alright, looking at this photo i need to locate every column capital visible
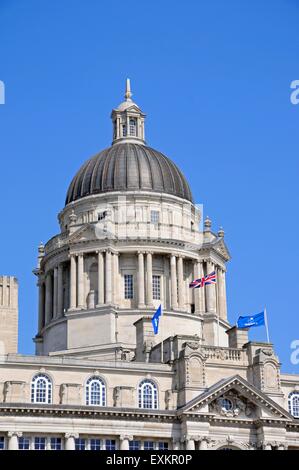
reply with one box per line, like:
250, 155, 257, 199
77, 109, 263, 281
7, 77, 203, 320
65, 433, 79, 439
8, 431, 22, 438
120, 434, 133, 441
137, 250, 145, 255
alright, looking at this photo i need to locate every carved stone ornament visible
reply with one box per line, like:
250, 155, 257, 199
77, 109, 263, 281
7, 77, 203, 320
210, 390, 254, 418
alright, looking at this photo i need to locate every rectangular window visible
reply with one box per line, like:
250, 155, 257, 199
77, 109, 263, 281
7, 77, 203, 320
124, 274, 134, 299
105, 439, 116, 450
34, 437, 46, 450
75, 438, 86, 451
152, 275, 161, 300
0, 437, 4, 450
151, 210, 160, 224
144, 441, 155, 450
122, 124, 127, 137
18, 437, 30, 450
129, 440, 141, 451
158, 442, 169, 450
90, 439, 101, 450
50, 437, 62, 450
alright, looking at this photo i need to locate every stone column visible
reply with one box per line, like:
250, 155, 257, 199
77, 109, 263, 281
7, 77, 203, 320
77, 254, 84, 309
217, 268, 227, 320
113, 252, 119, 305
105, 250, 112, 304
185, 437, 195, 450
64, 433, 79, 450
205, 261, 216, 313
146, 252, 153, 306
120, 434, 133, 450
69, 254, 77, 310
170, 255, 178, 310
8, 431, 22, 450
177, 256, 185, 310
97, 251, 104, 306
193, 261, 205, 314
38, 280, 45, 331
57, 264, 64, 317
53, 267, 58, 318
138, 251, 145, 308
45, 272, 53, 323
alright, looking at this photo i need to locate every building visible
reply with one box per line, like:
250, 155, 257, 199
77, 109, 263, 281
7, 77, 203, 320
0, 80, 298, 451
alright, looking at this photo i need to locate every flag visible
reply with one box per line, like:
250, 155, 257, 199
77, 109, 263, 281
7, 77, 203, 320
237, 310, 265, 329
189, 271, 216, 288
151, 305, 162, 335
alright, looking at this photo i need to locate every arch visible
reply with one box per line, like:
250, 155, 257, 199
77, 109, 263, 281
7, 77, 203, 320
288, 391, 299, 418
138, 379, 158, 409
31, 373, 52, 404
85, 376, 106, 406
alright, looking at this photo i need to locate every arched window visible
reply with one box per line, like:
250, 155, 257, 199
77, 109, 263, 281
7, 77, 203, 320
288, 392, 299, 417
138, 379, 158, 409
85, 376, 106, 406
31, 373, 52, 404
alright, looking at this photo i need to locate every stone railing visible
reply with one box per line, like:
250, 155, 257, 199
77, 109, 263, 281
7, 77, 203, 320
45, 232, 69, 254
200, 346, 247, 364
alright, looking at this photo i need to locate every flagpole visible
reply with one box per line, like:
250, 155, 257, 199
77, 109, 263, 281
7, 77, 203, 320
264, 307, 270, 343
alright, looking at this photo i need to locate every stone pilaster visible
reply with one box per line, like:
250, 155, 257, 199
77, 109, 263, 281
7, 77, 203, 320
105, 250, 112, 304
77, 254, 84, 309
205, 261, 216, 313
146, 252, 153, 306
53, 267, 58, 318
57, 264, 64, 316
177, 256, 185, 310
170, 254, 178, 309
69, 254, 77, 310
38, 279, 45, 331
97, 251, 104, 306
138, 251, 145, 308
45, 272, 53, 323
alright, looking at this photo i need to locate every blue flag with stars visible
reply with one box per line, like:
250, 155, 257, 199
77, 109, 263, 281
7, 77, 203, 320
151, 305, 162, 334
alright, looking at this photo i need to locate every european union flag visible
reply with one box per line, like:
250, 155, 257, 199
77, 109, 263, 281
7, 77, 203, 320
237, 311, 265, 329
151, 305, 162, 334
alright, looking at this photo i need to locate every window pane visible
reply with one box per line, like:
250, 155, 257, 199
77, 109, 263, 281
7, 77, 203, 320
152, 275, 161, 300
18, 437, 30, 450
90, 439, 101, 450
34, 437, 46, 450
129, 441, 141, 451
75, 439, 86, 451
150, 211, 159, 224
124, 274, 133, 299
129, 119, 137, 136
50, 437, 62, 450
144, 441, 154, 450
0, 437, 4, 450
105, 439, 116, 450
158, 442, 168, 450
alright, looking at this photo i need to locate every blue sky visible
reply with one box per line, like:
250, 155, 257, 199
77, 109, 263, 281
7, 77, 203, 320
0, 0, 298, 372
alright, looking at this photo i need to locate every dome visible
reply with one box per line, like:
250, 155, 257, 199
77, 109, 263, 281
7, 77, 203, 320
65, 143, 193, 205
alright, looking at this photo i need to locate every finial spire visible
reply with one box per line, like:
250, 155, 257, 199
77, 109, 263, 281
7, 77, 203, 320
125, 78, 132, 100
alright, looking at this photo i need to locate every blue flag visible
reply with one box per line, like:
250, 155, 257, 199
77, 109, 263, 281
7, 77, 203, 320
151, 305, 162, 334
237, 311, 265, 329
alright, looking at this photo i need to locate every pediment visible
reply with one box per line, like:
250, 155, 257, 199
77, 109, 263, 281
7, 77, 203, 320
212, 238, 231, 261
181, 375, 291, 421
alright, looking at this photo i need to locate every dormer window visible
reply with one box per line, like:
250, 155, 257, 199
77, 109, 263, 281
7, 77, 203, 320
122, 124, 127, 137
129, 118, 137, 136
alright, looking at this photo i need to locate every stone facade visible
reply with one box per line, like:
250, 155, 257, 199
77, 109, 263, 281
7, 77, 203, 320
0, 81, 298, 450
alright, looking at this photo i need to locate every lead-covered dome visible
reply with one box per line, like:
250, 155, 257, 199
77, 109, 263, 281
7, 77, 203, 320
65, 143, 193, 205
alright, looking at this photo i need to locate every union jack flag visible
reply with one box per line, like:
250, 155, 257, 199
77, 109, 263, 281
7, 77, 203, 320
189, 271, 217, 288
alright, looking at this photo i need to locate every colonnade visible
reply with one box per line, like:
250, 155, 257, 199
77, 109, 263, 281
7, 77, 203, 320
38, 250, 227, 331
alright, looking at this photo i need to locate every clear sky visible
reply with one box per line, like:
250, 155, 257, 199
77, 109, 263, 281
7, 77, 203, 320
0, 0, 298, 372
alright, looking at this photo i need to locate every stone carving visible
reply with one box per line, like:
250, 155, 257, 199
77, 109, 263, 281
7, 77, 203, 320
113, 387, 121, 407
210, 390, 254, 418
